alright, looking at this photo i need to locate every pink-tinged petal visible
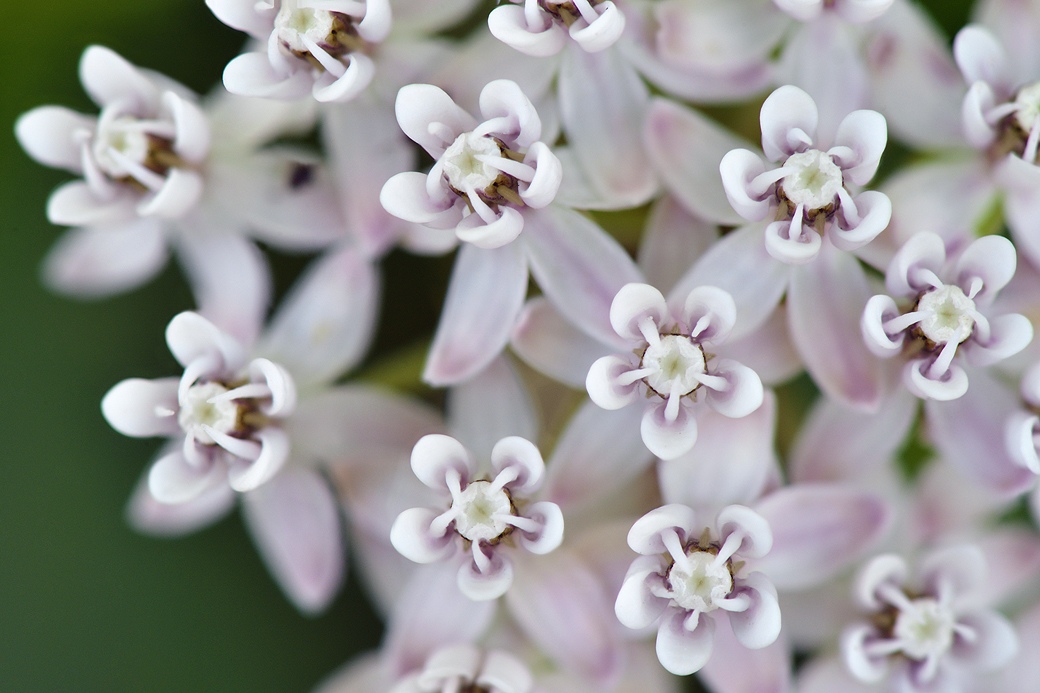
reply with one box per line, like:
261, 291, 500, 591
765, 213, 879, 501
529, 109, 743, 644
587, 354, 642, 410
753, 484, 891, 590
424, 242, 528, 386
641, 399, 699, 460
656, 609, 715, 675
976, 0, 1040, 84
672, 223, 792, 341
42, 219, 168, 298
919, 544, 986, 596
383, 563, 496, 677
628, 504, 699, 555
165, 310, 245, 372
774, 0, 823, 22
523, 205, 642, 347
491, 436, 545, 495
241, 468, 343, 614
953, 25, 1011, 93
885, 230, 946, 298
679, 285, 737, 344
558, 45, 657, 207
610, 283, 668, 342
659, 391, 777, 513
615, 555, 669, 629
479, 79, 541, 147
448, 357, 537, 461
760, 85, 818, 162
788, 242, 882, 411
791, 388, 917, 484
390, 507, 456, 564
380, 171, 463, 227
313, 52, 375, 103
544, 402, 651, 514
956, 234, 1017, 300
861, 294, 903, 358
639, 196, 720, 295
520, 501, 564, 555
905, 359, 969, 400
164, 92, 209, 164
222, 52, 313, 100
47, 181, 136, 227
226, 426, 289, 492
1002, 162, 1040, 271
724, 306, 802, 386
840, 624, 889, 683
1007, 410, 1040, 475
102, 377, 181, 438
963, 313, 1033, 367
925, 370, 1037, 496
15, 106, 93, 172
855, 553, 906, 610
705, 359, 764, 419
962, 81, 1001, 148
719, 149, 773, 222
410, 434, 475, 492
148, 449, 226, 504
863, 1, 967, 150
287, 385, 442, 466
954, 610, 1019, 671
257, 247, 378, 386
700, 625, 791, 693
569, 2, 625, 53
830, 110, 887, 186
729, 573, 781, 649
205, 0, 273, 37
511, 298, 613, 387
396, 84, 477, 157
987, 601, 1040, 693
137, 168, 203, 218
645, 98, 751, 225
833, 0, 893, 23
126, 469, 235, 537
717, 505, 773, 559
79, 45, 161, 110
487, 6, 568, 57
798, 654, 878, 693
174, 232, 270, 349
764, 220, 822, 264
458, 551, 514, 600
518, 142, 562, 208
507, 550, 622, 682
455, 205, 525, 249
976, 528, 1040, 605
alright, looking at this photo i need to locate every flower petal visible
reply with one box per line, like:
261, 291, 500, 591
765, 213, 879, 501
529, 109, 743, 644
42, 219, 168, 298
656, 609, 715, 676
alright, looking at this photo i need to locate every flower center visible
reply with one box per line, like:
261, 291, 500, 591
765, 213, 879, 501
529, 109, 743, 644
668, 550, 733, 613
451, 481, 514, 543
442, 132, 504, 194
916, 285, 976, 345
892, 597, 956, 661
178, 382, 241, 445
641, 335, 706, 397
274, 0, 359, 62
1013, 82, 1040, 132
781, 149, 843, 210
93, 116, 151, 177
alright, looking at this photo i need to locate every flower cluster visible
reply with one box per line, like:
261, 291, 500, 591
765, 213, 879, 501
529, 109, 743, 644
16, 0, 1040, 692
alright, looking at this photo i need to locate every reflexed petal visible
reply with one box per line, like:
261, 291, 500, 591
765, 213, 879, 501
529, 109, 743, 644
487, 6, 568, 57
833, 0, 893, 23
455, 206, 524, 249
627, 503, 699, 555
256, 247, 379, 385
719, 149, 772, 222
448, 357, 537, 461
723, 305, 802, 385
700, 623, 791, 693
511, 298, 614, 388
15, 106, 94, 172
241, 468, 344, 614
754, 484, 890, 590
716, 505, 773, 559
226, 426, 290, 492
861, 294, 903, 358
390, 507, 457, 564
479, 79, 541, 148
312, 51, 374, 103
952, 610, 1019, 671
102, 377, 181, 438
728, 572, 781, 649
410, 434, 475, 491
126, 468, 235, 537
641, 399, 699, 460
519, 501, 564, 555
205, 0, 273, 37
396, 83, 477, 157
615, 555, 669, 629
885, 231, 946, 298
774, 0, 823, 22
639, 196, 720, 295
423, 242, 528, 386
759, 85, 818, 161
705, 360, 763, 419
610, 283, 668, 342
955, 234, 1017, 301
491, 436, 545, 495
963, 313, 1033, 367
830, 110, 887, 186
656, 609, 715, 676
645, 98, 750, 225
43, 220, 168, 298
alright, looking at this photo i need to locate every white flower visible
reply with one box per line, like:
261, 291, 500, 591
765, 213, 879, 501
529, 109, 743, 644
488, 0, 625, 57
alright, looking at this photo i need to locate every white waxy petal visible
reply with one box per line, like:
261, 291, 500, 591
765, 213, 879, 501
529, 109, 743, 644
962, 81, 1000, 149
312, 51, 375, 103
861, 294, 904, 358
719, 149, 773, 222
830, 190, 891, 252
656, 608, 715, 676
905, 359, 969, 401
586, 354, 643, 410
356, 0, 391, 42
490, 436, 544, 495
517, 142, 561, 208
226, 426, 290, 492
518, 501, 564, 555
841, 623, 889, 682
609, 283, 669, 343
102, 377, 181, 438
728, 572, 781, 649
487, 5, 567, 57
855, 553, 908, 610
205, 0, 274, 37
396, 83, 478, 158
963, 313, 1033, 367
830, 110, 887, 186
885, 231, 947, 298
80, 45, 161, 112
126, 469, 236, 537
953, 25, 1011, 93
417, 644, 481, 688
680, 285, 736, 344
457, 550, 513, 601
569, 2, 625, 53
380, 171, 463, 227
390, 507, 457, 564
641, 399, 699, 460
626, 503, 698, 555
15, 106, 94, 172
148, 449, 226, 504
955, 234, 1017, 302
165, 311, 244, 372
615, 555, 670, 629
164, 92, 210, 163
222, 52, 314, 100
137, 167, 203, 218
704, 360, 764, 419
410, 434, 475, 492
47, 181, 136, 227
759, 85, 818, 162
715, 505, 773, 559
455, 205, 525, 249
478, 79, 541, 148
477, 650, 533, 693
764, 219, 822, 264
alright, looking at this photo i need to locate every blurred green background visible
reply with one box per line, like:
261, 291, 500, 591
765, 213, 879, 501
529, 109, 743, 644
0, 0, 974, 691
